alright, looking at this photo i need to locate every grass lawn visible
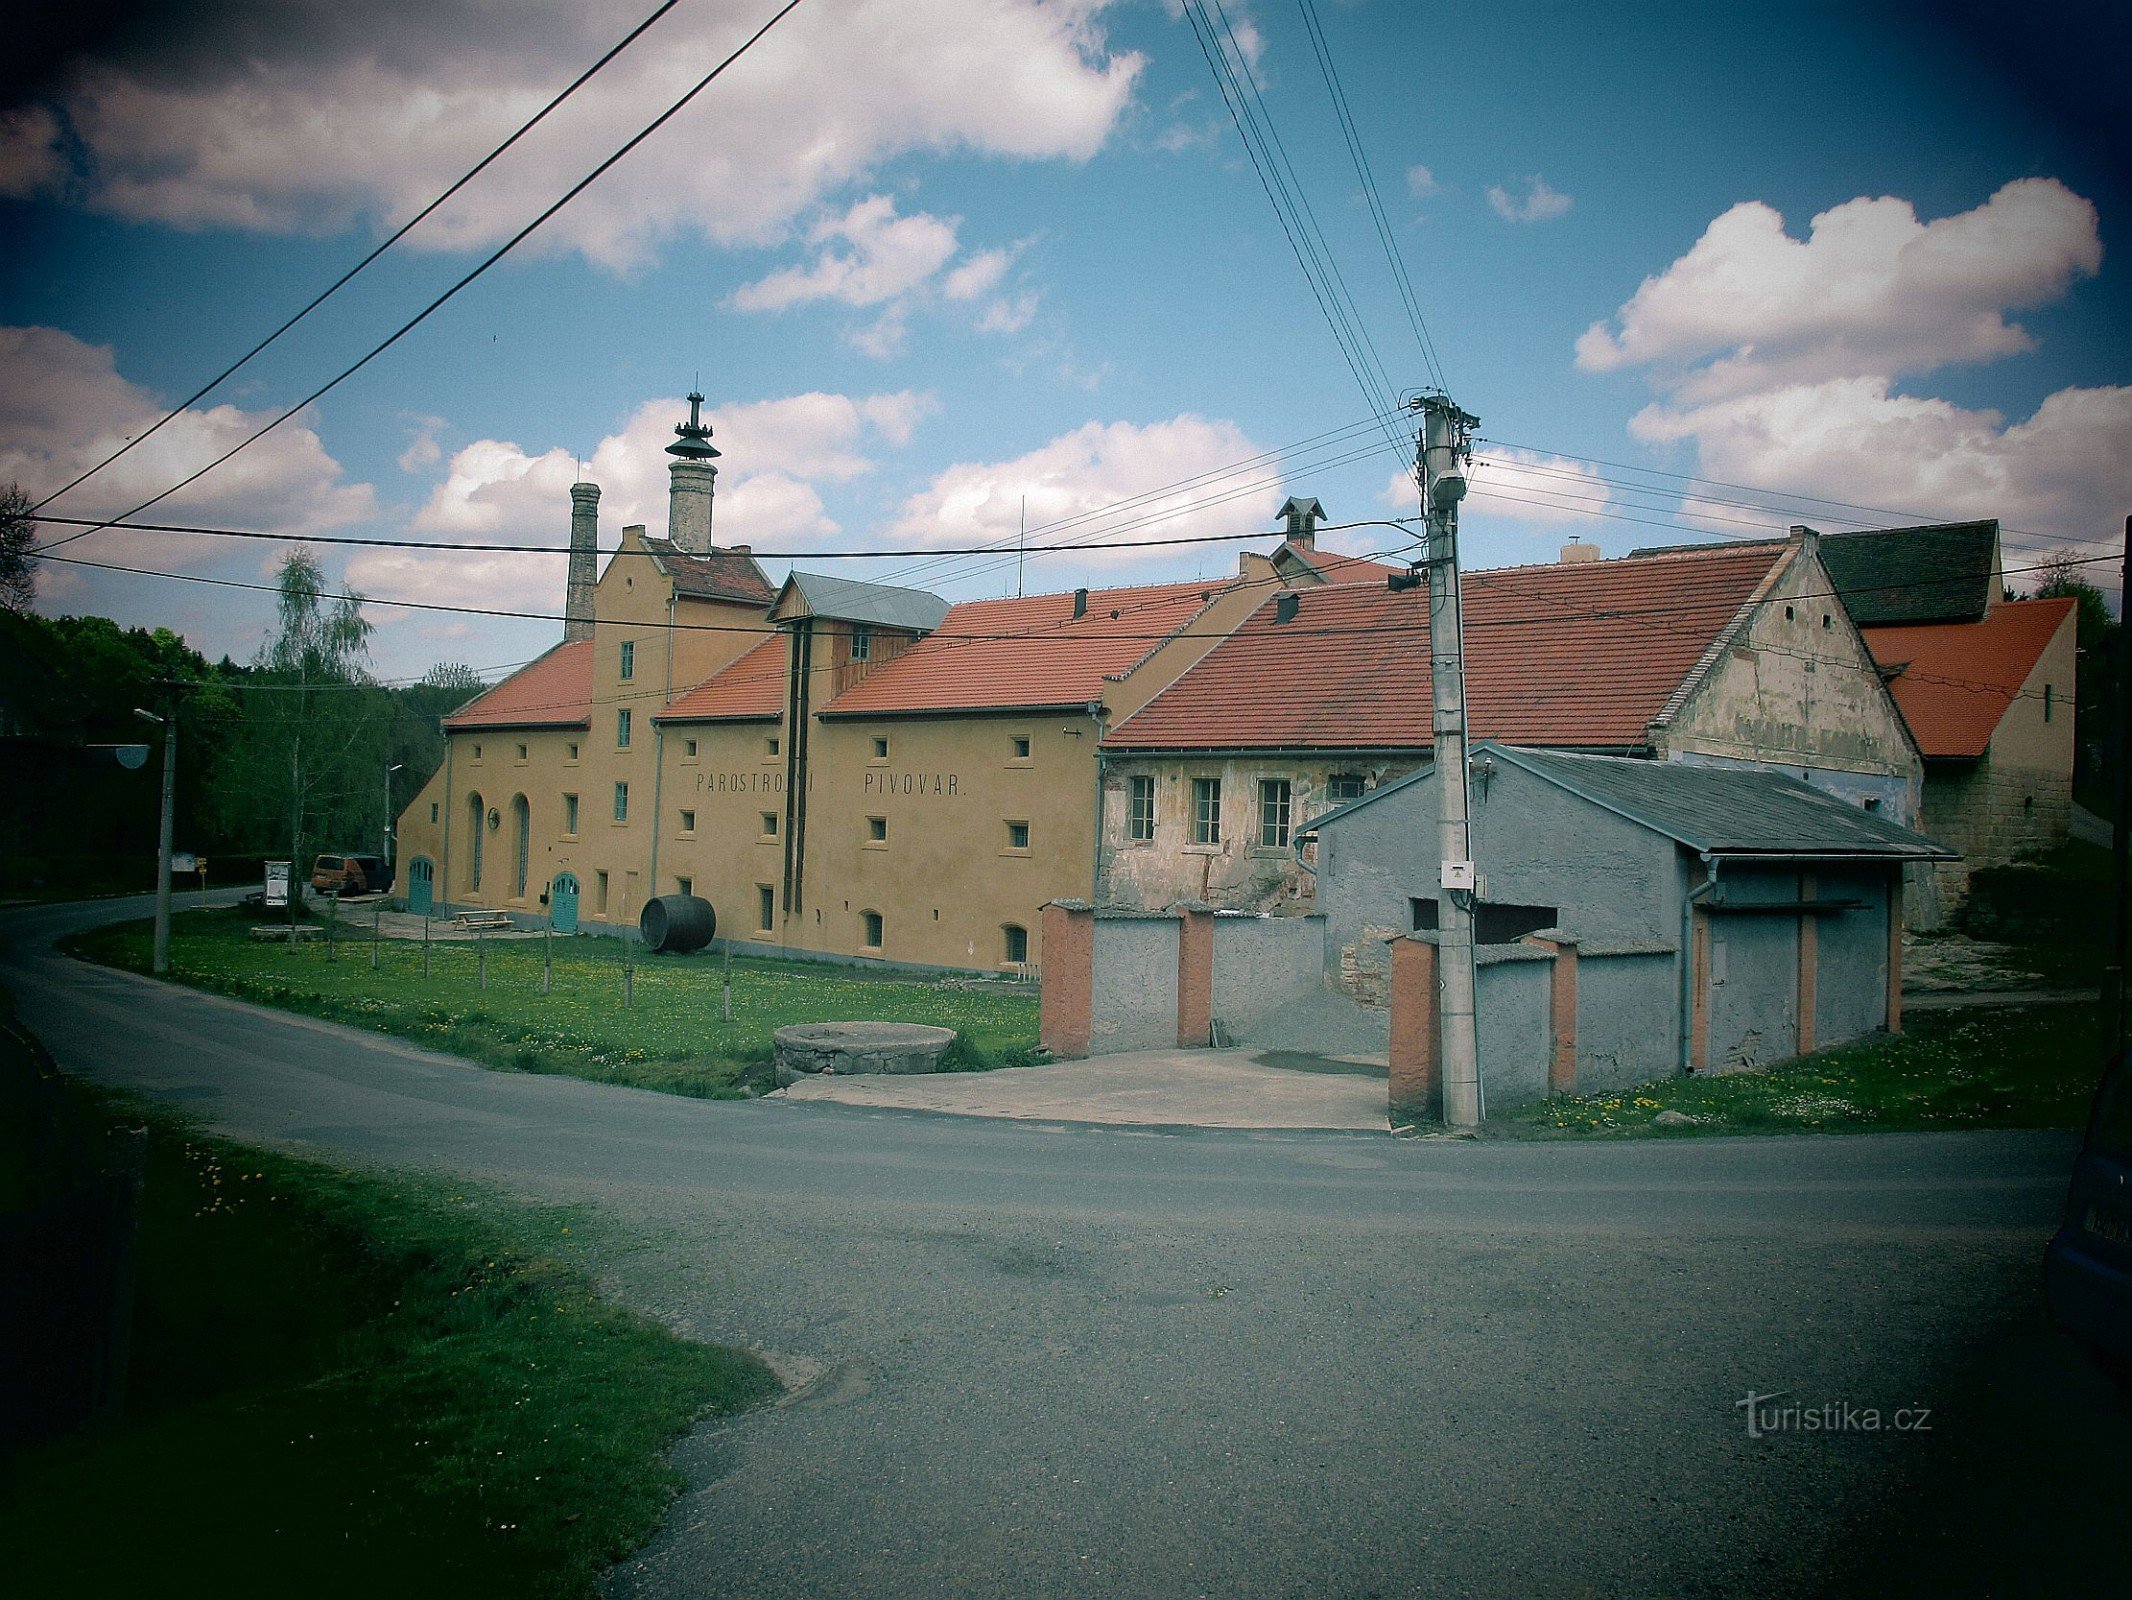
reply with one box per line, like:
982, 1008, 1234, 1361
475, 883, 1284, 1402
1494, 1004, 2109, 1138
0, 1065, 776, 1596
62, 905, 1042, 1098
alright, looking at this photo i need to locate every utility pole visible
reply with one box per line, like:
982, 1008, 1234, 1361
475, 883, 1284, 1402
385, 762, 404, 867
2113, 513, 2131, 1054
134, 699, 178, 976
1412, 393, 1483, 1129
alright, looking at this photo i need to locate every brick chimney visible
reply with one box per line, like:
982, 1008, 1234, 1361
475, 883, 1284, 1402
1559, 539, 1601, 564
1277, 495, 1327, 548
565, 481, 599, 641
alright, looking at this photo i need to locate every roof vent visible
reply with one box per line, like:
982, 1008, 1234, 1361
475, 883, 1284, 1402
1274, 592, 1300, 624
1277, 495, 1326, 548
1072, 587, 1088, 619
1560, 539, 1600, 564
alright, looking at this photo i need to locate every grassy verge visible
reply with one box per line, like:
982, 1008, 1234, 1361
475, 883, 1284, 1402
63, 905, 1043, 1098
1494, 1005, 2106, 1138
0, 1064, 777, 1597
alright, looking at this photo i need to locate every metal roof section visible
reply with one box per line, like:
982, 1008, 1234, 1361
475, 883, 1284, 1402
1813, 520, 2000, 626
769, 570, 952, 634
1482, 744, 1958, 859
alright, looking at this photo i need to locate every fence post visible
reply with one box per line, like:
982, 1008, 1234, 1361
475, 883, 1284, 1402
1172, 901, 1215, 1048
371, 902, 381, 970
542, 918, 552, 994
478, 926, 487, 990
325, 891, 338, 961
422, 912, 431, 978
1038, 899, 1094, 1059
624, 936, 635, 1009
1388, 934, 1443, 1126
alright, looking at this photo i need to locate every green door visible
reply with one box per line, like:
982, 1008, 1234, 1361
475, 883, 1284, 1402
550, 872, 580, 935
408, 857, 435, 917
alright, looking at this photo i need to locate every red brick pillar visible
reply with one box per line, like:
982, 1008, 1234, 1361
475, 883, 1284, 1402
1388, 935, 1441, 1124
1524, 935, 1580, 1095
1174, 902, 1214, 1048
1041, 899, 1094, 1059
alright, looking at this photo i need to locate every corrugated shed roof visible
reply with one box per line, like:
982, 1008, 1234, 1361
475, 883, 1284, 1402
1490, 745, 1958, 859
1310, 743, 1956, 860
441, 640, 593, 730
1861, 597, 2074, 759
642, 538, 777, 605
772, 571, 951, 633
656, 633, 788, 723
820, 580, 1230, 717
1104, 544, 1786, 751
1817, 521, 1999, 625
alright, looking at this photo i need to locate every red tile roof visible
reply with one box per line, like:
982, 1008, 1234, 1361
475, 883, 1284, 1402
1104, 544, 1789, 751
442, 640, 593, 730
643, 538, 777, 605
819, 580, 1232, 717
1861, 597, 2075, 759
1282, 543, 1404, 583
656, 633, 788, 723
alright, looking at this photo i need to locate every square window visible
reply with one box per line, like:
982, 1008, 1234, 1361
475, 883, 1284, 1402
679, 809, 696, 833
766, 736, 781, 758
872, 736, 889, 759
867, 816, 888, 842
1191, 777, 1222, 845
567, 742, 580, 762
616, 708, 631, 749
685, 737, 698, 758
563, 793, 579, 834
1004, 924, 1029, 964
675, 875, 692, 898
1325, 773, 1366, 806
851, 627, 872, 662
1006, 819, 1030, 850
760, 811, 778, 838
619, 640, 635, 681
861, 910, 883, 949
758, 885, 775, 931
1258, 778, 1292, 848
516, 742, 528, 761
1127, 776, 1155, 841
613, 781, 629, 822
472, 744, 482, 760
1011, 735, 1031, 760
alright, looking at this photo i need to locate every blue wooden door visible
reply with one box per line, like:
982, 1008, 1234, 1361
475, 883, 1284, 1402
408, 856, 435, 916
550, 872, 580, 935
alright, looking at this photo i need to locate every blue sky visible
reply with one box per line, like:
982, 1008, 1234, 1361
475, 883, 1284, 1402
3, 0, 2126, 679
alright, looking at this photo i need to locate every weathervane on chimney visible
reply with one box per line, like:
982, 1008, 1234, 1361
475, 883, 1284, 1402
665, 389, 720, 461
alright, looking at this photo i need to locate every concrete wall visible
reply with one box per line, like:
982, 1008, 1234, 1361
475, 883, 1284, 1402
1658, 542, 1924, 823
1474, 945, 1553, 1107
1701, 861, 1893, 1073
1209, 913, 1326, 1036
1574, 946, 1679, 1093
1089, 915, 1181, 1054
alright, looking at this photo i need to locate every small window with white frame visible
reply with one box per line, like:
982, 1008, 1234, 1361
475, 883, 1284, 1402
1258, 778, 1292, 848
850, 627, 872, 662
619, 639, 635, 681
1127, 775, 1155, 841
1191, 777, 1221, 845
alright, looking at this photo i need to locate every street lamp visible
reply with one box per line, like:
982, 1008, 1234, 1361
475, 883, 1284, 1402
385, 763, 404, 866
134, 705, 176, 977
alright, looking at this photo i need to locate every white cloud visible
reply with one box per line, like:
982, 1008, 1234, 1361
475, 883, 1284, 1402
0, 105, 66, 199
0, 324, 375, 574
1487, 175, 1572, 223
1575, 179, 2102, 401
368, 387, 932, 609
976, 292, 1040, 335
396, 414, 446, 473
3, 0, 1143, 273
888, 414, 1268, 565
1632, 377, 2132, 557
729, 196, 961, 312
942, 246, 1017, 303
1405, 164, 1439, 199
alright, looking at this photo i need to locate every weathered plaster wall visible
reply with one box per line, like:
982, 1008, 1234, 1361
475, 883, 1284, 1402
1208, 913, 1326, 1036
1573, 949, 1679, 1092
1474, 945, 1553, 1106
1660, 544, 1922, 822
1097, 754, 1420, 914
1089, 915, 1181, 1053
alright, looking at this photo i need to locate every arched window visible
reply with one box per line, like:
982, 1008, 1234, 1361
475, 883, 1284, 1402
467, 791, 485, 891
511, 794, 530, 898
1002, 924, 1028, 965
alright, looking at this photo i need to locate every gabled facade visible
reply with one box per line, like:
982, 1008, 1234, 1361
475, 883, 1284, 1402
1096, 531, 1923, 913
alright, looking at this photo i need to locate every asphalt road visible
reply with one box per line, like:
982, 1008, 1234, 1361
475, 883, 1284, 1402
5, 894, 2127, 1599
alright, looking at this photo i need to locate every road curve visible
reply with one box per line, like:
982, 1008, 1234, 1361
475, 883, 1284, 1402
3, 895, 2120, 1600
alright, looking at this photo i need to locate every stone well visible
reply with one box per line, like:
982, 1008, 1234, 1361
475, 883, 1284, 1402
773, 1021, 958, 1088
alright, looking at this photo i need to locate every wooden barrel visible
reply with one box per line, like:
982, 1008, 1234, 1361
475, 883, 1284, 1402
640, 894, 715, 953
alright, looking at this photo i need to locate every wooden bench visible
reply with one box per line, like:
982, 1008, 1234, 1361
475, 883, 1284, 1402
454, 911, 515, 933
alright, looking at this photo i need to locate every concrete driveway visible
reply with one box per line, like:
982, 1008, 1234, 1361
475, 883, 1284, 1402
3, 893, 2126, 1600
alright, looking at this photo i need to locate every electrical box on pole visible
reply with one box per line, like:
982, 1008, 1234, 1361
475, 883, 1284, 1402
1412, 392, 1484, 1129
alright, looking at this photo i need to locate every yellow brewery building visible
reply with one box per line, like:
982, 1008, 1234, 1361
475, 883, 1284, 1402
393, 397, 1273, 970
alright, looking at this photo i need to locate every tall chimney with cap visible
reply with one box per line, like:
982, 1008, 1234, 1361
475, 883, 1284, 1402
664, 389, 720, 553
565, 481, 599, 641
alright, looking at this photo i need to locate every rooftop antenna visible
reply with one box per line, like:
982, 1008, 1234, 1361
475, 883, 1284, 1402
1018, 496, 1026, 599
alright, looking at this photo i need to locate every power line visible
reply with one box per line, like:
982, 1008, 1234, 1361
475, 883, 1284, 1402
31, 0, 810, 560
27, 0, 688, 518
